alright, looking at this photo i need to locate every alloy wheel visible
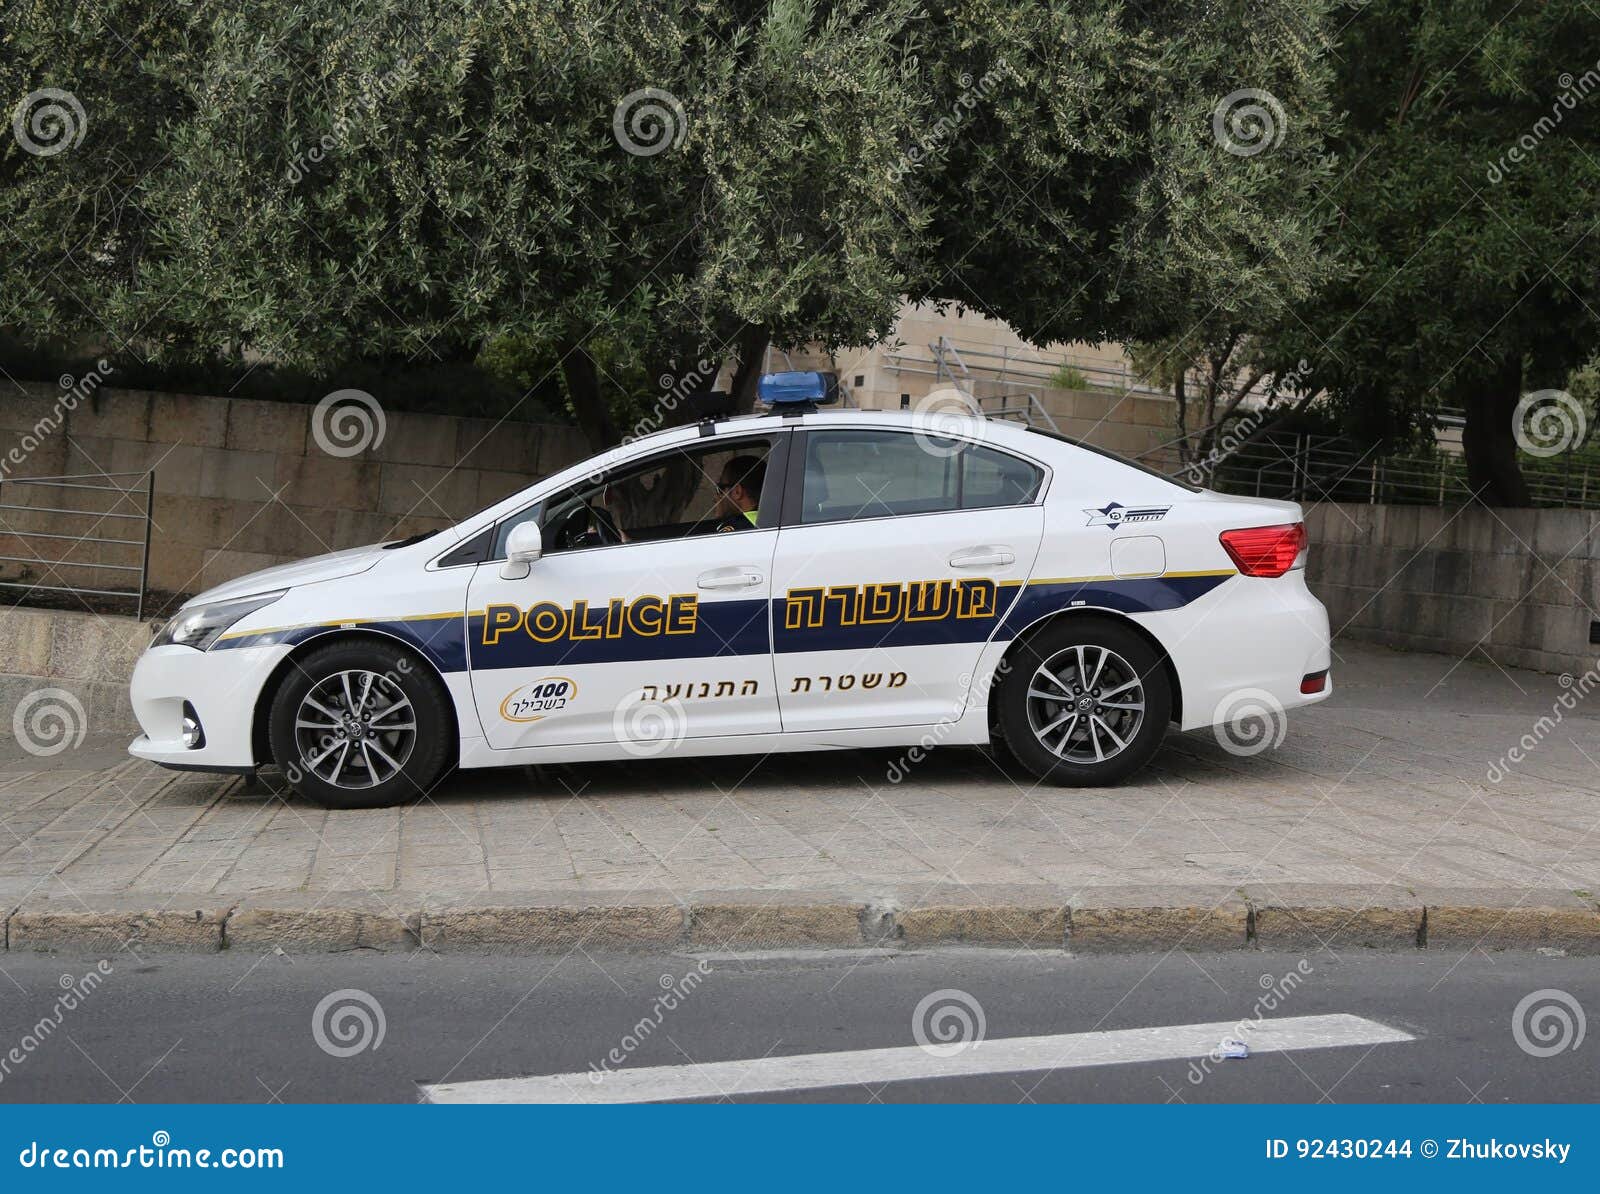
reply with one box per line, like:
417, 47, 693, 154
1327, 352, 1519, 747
1025, 644, 1146, 764
293, 669, 417, 789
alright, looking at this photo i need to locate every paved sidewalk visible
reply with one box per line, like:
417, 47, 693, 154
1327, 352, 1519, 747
3, 640, 1599, 953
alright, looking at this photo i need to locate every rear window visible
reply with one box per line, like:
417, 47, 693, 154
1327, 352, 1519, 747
1023, 425, 1200, 493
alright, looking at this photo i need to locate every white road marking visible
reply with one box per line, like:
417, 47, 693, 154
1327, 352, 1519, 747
683, 948, 903, 963
420, 1012, 1413, 1104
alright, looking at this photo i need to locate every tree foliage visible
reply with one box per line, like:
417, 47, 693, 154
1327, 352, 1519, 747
2, 0, 1338, 450
1258, 0, 1600, 504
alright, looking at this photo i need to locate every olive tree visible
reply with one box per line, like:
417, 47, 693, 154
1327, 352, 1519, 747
3, 0, 1340, 452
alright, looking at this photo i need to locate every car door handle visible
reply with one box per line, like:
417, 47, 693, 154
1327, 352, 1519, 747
949, 546, 1016, 569
698, 567, 765, 590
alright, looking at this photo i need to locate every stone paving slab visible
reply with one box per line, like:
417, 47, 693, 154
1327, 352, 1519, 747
2, 640, 1599, 953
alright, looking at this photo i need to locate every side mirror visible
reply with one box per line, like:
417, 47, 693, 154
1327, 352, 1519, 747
499, 521, 543, 580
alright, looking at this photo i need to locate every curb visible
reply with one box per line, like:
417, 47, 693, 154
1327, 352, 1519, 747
7, 899, 234, 954
4, 886, 1598, 955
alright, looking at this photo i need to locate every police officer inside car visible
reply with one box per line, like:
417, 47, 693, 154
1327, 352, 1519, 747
715, 455, 765, 528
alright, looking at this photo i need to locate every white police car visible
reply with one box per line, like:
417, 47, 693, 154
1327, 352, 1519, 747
129, 373, 1331, 808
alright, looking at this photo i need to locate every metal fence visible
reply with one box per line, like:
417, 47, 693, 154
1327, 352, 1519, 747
0, 471, 155, 616
884, 335, 1178, 398
1143, 434, 1600, 510
882, 334, 1313, 407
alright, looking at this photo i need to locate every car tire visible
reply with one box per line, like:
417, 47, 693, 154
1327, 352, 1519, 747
267, 639, 454, 809
996, 617, 1172, 786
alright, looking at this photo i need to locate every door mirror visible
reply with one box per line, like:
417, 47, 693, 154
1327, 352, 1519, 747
499, 521, 543, 580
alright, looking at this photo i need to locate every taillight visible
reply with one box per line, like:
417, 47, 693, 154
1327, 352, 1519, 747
1219, 522, 1306, 578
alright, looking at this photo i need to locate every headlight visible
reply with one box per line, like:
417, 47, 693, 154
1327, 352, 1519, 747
151, 590, 286, 651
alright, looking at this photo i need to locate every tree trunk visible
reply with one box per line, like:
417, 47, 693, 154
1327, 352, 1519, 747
729, 324, 770, 414
1461, 358, 1531, 506
1172, 369, 1190, 468
561, 345, 620, 452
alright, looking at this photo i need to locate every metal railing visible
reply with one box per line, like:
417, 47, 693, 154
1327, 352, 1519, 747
886, 335, 1179, 398
1144, 433, 1599, 509
889, 333, 1477, 445
914, 336, 1062, 433
976, 390, 1062, 434
0, 471, 156, 616
888, 334, 1305, 406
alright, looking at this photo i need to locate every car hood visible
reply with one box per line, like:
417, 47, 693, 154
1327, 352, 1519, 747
183, 544, 387, 608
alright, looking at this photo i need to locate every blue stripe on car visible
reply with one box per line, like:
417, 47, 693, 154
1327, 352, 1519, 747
208, 572, 1232, 671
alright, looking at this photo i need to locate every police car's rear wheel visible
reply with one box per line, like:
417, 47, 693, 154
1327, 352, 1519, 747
268, 641, 452, 809
998, 618, 1171, 786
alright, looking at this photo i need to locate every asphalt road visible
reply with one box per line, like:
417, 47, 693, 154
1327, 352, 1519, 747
0, 946, 1595, 1103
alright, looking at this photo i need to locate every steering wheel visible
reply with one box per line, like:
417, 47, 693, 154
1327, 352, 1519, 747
551, 501, 623, 550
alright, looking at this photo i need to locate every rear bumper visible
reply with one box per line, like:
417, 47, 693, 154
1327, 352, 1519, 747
128, 642, 289, 770
1139, 570, 1333, 732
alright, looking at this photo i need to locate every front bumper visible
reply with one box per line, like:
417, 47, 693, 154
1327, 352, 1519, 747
128, 642, 291, 771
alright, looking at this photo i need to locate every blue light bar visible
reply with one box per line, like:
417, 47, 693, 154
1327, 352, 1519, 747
757, 371, 839, 406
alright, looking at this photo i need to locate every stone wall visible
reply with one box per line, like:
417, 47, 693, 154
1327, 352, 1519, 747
973, 380, 1175, 459
0, 606, 148, 737
1306, 502, 1599, 677
0, 383, 589, 602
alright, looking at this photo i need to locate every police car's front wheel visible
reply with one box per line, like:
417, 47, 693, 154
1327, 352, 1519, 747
268, 640, 454, 809
997, 618, 1171, 786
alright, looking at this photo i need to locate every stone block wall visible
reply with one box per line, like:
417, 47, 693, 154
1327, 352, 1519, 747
1306, 502, 1599, 677
1011, 383, 1175, 459
0, 606, 148, 737
0, 383, 589, 602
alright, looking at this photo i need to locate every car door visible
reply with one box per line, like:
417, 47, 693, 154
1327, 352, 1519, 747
770, 426, 1046, 732
465, 433, 784, 750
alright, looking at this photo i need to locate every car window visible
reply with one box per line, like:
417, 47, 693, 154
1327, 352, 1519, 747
491, 436, 776, 558
1023, 425, 1201, 492
799, 430, 1042, 524
963, 443, 1044, 509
